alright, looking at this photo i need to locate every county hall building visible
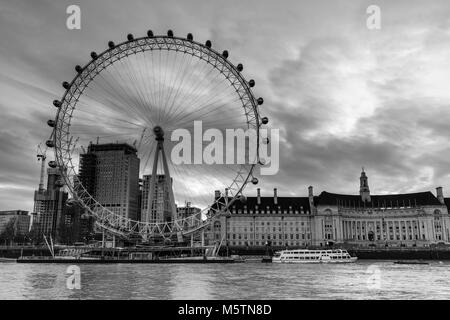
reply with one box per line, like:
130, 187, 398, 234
206, 170, 450, 248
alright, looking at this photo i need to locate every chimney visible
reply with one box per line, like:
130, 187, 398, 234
436, 187, 444, 205
308, 186, 314, 209
257, 188, 261, 205
214, 190, 220, 200
274, 188, 278, 205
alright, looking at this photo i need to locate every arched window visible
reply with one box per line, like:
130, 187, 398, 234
213, 221, 221, 231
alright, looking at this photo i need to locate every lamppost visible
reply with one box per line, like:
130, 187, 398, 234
225, 215, 230, 257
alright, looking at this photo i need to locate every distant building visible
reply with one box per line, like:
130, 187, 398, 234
207, 188, 312, 246
78, 152, 97, 197
207, 170, 450, 248
0, 210, 31, 236
60, 202, 95, 244
80, 143, 140, 221
137, 178, 143, 222
176, 202, 202, 223
141, 174, 176, 223
311, 169, 450, 246
33, 167, 68, 240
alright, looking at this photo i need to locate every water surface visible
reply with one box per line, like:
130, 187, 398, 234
1, 260, 449, 299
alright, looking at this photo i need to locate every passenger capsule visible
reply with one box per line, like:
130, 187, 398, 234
75, 65, 83, 73
261, 117, 269, 125
237, 64, 243, 72
251, 177, 259, 185
127, 33, 134, 41
47, 120, 55, 127
108, 41, 115, 48
66, 198, 78, 207
147, 30, 154, 37
167, 30, 174, 37
187, 33, 193, 41
62, 81, 70, 89
262, 137, 270, 144
222, 50, 229, 59
55, 179, 64, 188
46, 140, 54, 148
53, 100, 62, 108
48, 160, 57, 168
205, 40, 212, 48
248, 79, 255, 87
257, 97, 264, 105
90, 51, 98, 59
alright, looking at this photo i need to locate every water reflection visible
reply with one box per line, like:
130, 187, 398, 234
169, 265, 215, 299
27, 273, 58, 290
20, 265, 72, 300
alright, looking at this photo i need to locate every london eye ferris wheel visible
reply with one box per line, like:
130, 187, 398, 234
45, 30, 269, 241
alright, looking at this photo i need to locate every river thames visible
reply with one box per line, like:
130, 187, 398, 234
1, 260, 450, 299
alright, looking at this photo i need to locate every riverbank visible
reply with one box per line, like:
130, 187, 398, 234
222, 246, 450, 260
3, 245, 450, 260
16, 256, 238, 264
0, 246, 53, 259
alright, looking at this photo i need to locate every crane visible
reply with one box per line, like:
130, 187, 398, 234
36, 143, 47, 192
134, 128, 146, 150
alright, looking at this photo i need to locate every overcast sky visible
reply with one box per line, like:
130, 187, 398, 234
1, 0, 450, 212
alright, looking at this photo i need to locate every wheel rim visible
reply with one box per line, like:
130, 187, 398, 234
50, 33, 265, 241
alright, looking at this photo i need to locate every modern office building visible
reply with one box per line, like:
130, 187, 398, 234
78, 152, 97, 196
0, 210, 31, 236
141, 174, 176, 224
206, 170, 450, 248
33, 166, 68, 239
60, 202, 95, 244
80, 143, 140, 221
176, 202, 201, 220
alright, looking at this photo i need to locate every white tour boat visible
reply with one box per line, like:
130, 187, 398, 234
272, 249, 357, 263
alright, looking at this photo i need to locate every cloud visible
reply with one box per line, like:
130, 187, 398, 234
2, 0, 450, 213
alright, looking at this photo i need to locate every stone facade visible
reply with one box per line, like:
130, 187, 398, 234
206, 170, 450, 248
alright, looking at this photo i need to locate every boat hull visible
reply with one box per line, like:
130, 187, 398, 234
272, 248, 358, 264
272, 257, 358, 264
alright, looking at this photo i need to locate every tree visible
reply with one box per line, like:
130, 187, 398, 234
57, 222, 74, 245
28, 224, 43, 245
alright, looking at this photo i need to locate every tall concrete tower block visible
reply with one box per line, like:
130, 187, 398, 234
84, 143, 140, 221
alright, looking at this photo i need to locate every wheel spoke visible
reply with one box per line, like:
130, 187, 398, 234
52, 34, 261, 241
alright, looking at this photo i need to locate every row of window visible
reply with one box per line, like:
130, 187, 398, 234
221, 233, 311, 240
227, 241, 307, 246
226, 221, 310, 226
350, 234, 423, 241
231, 210, 308, 215
228, 227, 310, 232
